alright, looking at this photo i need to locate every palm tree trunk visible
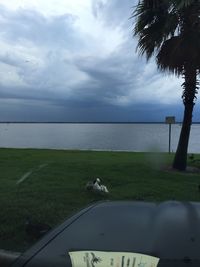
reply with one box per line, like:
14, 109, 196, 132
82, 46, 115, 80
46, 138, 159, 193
172, 103, 194, 170
173, 66, 197, 171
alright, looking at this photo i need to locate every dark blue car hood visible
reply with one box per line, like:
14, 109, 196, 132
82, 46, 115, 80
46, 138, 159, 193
12, 201, 200, 267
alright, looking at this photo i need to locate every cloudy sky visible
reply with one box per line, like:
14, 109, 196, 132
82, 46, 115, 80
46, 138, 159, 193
0, 0, 199, 122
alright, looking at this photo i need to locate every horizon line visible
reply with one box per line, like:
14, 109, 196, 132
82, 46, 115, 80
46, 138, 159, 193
0, 121, 199, 124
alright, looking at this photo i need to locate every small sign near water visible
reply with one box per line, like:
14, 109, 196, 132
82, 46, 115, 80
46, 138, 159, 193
165, 116, 175, 124
165, 116, 175, 153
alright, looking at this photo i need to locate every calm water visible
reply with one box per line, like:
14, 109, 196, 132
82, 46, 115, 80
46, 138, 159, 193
0, 123, 199, 153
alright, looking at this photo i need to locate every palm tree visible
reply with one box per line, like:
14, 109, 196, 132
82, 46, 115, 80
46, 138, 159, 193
133, 0, 200, 170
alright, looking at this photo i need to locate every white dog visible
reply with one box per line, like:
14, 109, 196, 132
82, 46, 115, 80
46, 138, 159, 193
86, 178, 109, 194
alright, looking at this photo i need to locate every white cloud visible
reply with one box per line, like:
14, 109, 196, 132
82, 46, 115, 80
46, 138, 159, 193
0, 0, 91, 17
0, 62, 26, 87
133, 74, 182, 105
0, 0, 185, 121
0, 1, 125, 94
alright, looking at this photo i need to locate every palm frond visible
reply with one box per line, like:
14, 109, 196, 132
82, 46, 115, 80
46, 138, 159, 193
157, 32, 200, 75
133, 0, 179, 60
156, 36, 184, 75
171, 0, 197, 9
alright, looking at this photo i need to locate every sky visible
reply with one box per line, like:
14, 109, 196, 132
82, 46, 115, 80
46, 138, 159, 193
0, 0, 199, 122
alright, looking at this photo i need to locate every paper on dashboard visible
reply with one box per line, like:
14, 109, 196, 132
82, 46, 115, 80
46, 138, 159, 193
69, 250, 159, 267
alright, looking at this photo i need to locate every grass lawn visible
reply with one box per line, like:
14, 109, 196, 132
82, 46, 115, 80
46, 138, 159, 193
0, 148, 200, 252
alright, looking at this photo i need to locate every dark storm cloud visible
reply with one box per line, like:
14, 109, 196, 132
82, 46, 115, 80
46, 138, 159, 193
0, 96, 186, 122
0, 1, 186, 122
71, 41, 180, 107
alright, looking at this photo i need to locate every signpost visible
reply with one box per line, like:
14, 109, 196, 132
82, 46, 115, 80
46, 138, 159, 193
165, 116, 175, 153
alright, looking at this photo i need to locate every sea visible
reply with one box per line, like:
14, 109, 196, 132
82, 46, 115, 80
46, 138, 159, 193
0, 123, 199, 153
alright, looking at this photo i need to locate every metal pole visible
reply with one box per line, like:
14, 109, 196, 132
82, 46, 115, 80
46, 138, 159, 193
169, 123, 171, 153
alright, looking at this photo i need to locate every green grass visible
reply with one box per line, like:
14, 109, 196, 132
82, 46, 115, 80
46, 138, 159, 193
0, 148, 200, 252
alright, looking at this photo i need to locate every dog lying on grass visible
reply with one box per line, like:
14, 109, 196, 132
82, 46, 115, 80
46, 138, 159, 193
86, 178, 109, 194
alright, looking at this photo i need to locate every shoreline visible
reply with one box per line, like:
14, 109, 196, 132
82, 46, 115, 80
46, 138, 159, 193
0, 121, 194, 124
